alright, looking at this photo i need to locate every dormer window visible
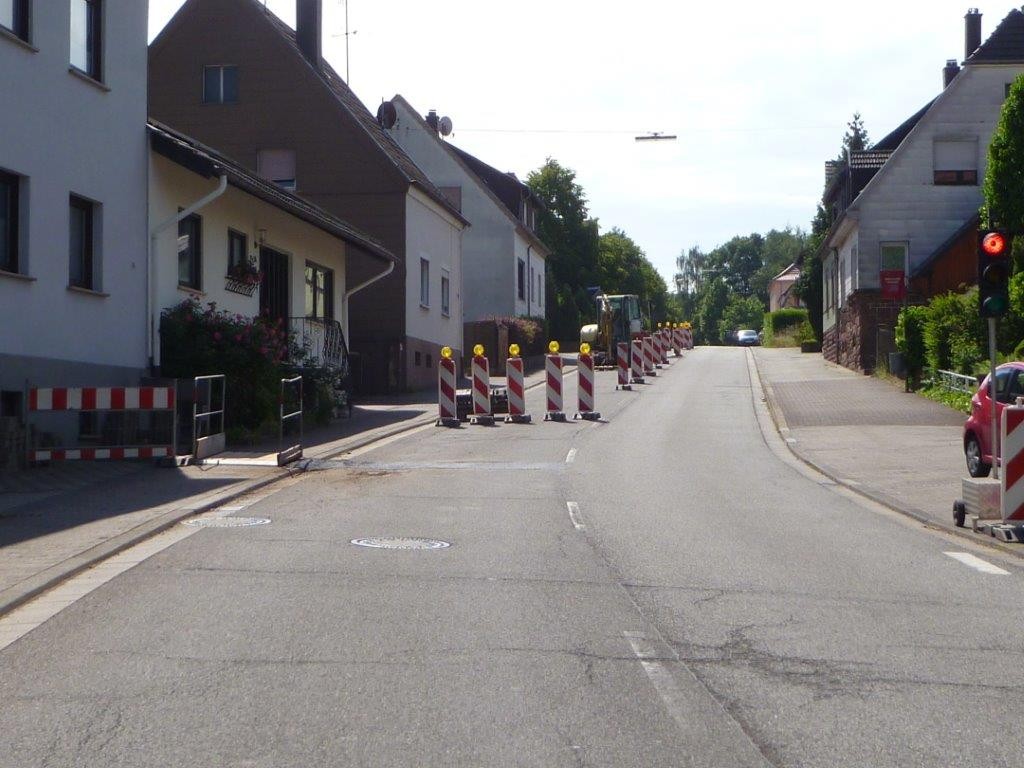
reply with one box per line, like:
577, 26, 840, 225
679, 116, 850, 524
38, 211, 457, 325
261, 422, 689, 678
257, 149, 296, 191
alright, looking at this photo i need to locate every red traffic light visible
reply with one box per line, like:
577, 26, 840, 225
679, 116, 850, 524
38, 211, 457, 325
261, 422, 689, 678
981, 231, 1007, 256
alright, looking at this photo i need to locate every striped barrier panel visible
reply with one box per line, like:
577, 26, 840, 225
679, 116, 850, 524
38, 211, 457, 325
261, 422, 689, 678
652, 332, 664, 368
575, 352, 601, 420
617, 342, 631, 390
29, 446, 172, 462
505, 356, 531, 423
544, 354, 566, 421
672, 328, 683, 356
29, 387, 174, 411
631, 339, 646, 384
471, 355, 493, 423
436, 356, 459, 426
1001, 403, 1024, 521
28, 385, 176, 462
659, 330, 670, 364
642, 335, 657, 376
684, 328, 693, 349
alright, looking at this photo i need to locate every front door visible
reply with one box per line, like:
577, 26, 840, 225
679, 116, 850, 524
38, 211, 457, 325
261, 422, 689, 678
259, 246, 289, 325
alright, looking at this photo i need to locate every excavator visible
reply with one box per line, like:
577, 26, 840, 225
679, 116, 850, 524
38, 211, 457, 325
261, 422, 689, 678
579, 293, 644, 367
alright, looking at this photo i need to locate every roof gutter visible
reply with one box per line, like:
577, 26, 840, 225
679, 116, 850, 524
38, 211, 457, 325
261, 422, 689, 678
344, 256, 395, 302
147, 173, 228, 371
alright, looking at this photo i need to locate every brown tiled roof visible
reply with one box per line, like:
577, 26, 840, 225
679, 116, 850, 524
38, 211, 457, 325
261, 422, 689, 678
148, 119, 395, 264
967, 8, 1024, 64
252, 1, 468, 225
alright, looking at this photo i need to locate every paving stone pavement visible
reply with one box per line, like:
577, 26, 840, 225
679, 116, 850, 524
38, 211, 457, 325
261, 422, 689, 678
752, 347, 975, 537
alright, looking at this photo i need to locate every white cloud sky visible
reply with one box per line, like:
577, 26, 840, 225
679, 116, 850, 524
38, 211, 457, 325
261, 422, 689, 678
150, 0, 1000, 285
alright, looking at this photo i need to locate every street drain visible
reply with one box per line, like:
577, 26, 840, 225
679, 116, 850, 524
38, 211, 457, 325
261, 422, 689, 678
351, 537, 450, 550
183, 517, 271, 528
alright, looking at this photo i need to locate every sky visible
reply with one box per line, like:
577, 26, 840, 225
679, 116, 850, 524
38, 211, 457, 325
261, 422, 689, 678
149, 0, 1003, 287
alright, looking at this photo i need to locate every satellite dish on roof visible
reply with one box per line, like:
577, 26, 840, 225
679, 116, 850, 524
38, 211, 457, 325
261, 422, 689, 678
438, 116, 453, 136
377, 101, 397, 129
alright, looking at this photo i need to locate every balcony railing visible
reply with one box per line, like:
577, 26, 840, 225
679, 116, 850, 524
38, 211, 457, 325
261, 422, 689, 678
290, 316, 348, 375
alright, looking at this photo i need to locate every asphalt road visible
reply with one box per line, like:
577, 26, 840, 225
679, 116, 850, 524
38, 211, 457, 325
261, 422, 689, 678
2, 348, 1023, 767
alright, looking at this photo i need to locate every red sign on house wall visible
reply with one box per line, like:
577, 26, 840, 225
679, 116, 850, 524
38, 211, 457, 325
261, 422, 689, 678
880, 269, 906, 301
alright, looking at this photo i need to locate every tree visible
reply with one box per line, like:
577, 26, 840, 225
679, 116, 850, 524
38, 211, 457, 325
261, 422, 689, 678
791, 251, 823, 342
705, 234, 764, 297
718, 295, 765, 342
751, 228, 807, 306
838, 112, 870, 161
527, 159, 601, 338
694, 278, 729, 345
598, 228, 670, 324
984, 74, 1024, 234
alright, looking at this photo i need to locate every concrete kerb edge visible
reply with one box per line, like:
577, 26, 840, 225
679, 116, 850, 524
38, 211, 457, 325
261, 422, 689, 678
745, 349, 1024, 558
0, 467, 299, 619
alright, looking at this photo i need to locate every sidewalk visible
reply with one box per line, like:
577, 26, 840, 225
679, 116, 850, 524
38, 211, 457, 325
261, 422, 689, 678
751, 347, 987, 540
0, 360, 564, 616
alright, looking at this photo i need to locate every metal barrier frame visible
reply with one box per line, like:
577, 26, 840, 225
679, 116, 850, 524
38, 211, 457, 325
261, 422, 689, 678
278, 376, 303, 466
193, 375, 226, 460
929, 368, 979, 395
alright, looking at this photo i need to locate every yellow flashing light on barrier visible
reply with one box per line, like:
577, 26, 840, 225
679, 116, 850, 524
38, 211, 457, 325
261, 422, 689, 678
579, 342, 591, 356
473, 344, 485, 357
657, 322, 662, 328
441, 346, 453, 360
509, 343, 520, 358
548, 341, 560, 354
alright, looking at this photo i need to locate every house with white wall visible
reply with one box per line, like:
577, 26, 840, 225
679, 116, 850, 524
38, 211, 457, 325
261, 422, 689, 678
149, 0, 468, 392
385, 96, 550, 324
818, 8, 1024, 372
148, 121, 395, 373
0, 1, 149, 464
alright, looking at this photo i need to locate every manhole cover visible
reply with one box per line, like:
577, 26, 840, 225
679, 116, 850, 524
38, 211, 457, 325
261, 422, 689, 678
351, 537, 450, 550
183, 517, 271, 528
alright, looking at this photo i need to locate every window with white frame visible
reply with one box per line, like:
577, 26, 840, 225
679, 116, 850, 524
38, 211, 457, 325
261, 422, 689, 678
441, 270, 450, 317
517, 259, 525, 300
305, 261, 334, 320
933, 139, 978, 185
203, 65, 238, 104
420, 257, 429, 307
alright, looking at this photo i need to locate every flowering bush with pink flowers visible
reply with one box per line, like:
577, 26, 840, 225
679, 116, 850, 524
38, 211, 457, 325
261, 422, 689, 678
160, 298, 293, 430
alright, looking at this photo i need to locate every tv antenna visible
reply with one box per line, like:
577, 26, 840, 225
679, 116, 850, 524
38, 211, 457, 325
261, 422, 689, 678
332, 0, 357, 82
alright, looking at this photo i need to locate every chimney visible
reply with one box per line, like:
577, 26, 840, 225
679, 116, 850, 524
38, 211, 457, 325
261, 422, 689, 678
296, 0, 322, 70
425, 109, 440, 134
943, 58, 961, 87
965, 8, 982, 61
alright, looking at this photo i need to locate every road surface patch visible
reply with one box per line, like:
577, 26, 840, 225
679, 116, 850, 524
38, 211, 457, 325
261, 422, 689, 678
182, 517, 271, 528
566, 501, 585, 530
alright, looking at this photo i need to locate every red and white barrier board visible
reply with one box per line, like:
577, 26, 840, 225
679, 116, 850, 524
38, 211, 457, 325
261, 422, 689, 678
631, 339, 645, 384
1001, 404, 1024, 521
30, 446, 172, 462
437, 357, 459, 426
642, 335, 656, 376
544, 354, 566, 421
684, 328, 693, 349
652, 332, 664, 368
672, 328, 683, 356
617, 342, 631, 390
505, 356, 531, 423
575, 352, 601, 420
659, 330, 670, 364
471, 355, 493, 423
30, 387, 174, 411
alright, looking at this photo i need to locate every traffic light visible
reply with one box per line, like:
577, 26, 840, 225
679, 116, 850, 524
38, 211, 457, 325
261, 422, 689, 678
978, 228, 1011, 318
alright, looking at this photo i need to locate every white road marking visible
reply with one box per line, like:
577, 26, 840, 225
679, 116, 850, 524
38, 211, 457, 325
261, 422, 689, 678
624, 631, 697, 732
944, 551, 1011, 575
565, 448, 578, 464
566, 501, 585, 530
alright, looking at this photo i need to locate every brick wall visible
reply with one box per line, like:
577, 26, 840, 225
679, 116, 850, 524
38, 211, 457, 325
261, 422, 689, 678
822, 291, 903, 373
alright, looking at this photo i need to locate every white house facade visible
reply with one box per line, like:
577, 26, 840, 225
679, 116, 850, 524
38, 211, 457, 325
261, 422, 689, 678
0, 1, 149, 404
148, 122, 395, 373
820, 8, 1024, 371
386, 96, 550, 324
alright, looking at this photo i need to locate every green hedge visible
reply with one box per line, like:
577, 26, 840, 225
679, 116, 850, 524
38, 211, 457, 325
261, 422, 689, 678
762, 308, 813, 346
895, 305, 928, 381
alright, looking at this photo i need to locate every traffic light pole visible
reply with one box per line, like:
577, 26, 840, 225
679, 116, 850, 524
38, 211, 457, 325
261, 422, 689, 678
990, 317, 999, 480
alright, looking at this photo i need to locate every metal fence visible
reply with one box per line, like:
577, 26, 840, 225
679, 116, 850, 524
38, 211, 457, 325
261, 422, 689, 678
278, 376, 303, 466
193, 375, 226, 460
928, 368, 979, 394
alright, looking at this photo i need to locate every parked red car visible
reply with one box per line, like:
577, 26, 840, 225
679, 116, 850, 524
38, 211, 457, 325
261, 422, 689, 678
964, 362, 1024, 476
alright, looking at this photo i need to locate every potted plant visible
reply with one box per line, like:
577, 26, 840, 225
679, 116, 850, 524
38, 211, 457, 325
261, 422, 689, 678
225, 254, 263, 296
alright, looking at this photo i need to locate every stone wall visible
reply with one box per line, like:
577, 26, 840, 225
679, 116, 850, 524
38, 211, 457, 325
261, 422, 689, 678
822, 290, 903, 373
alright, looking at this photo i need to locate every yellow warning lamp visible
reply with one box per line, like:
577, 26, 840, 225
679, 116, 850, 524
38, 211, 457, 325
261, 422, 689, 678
548, 341, 560, 354
509, 343, 520, 358
579, 342, 591, 356
440, 346, 453, 360
657, 322, 662, 329
473, 344, 485, 357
